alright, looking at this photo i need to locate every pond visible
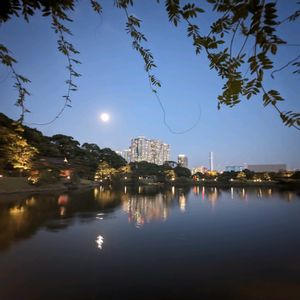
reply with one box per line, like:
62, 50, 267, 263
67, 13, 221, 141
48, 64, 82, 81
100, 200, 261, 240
0, 186, 300, 300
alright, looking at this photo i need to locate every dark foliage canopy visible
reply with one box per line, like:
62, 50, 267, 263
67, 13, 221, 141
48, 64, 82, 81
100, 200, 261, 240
1, 0, 300, 130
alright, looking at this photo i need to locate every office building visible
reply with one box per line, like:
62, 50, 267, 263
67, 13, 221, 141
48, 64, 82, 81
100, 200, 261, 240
178, 154, 188, 168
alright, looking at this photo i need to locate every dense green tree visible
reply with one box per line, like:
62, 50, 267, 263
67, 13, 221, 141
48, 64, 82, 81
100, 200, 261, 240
217, 171, 237, 182
50, 134, 82, 158
291, 171, 300, 180
23, 127, 61, 157
174, 166, 191, 178
81, 143, 101, 157
1, 0, 299, 129
99, 148, 127, 169
164, 169, 176, 181
0, 113, 127, 179
130, 161, 161, 177
163, 161, 178, 168
243, 169, 255, 180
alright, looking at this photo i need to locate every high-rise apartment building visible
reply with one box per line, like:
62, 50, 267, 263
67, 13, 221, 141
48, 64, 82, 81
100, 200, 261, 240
121, 149, 131, 162
130, 137, 170, 165
115, 150, 123, 156
178, 154, 188, 168
115, 149, 131, 162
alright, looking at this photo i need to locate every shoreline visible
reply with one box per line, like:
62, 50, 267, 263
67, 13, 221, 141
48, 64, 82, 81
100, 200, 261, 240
0, 177, 98, 195
1, 177, 299, 195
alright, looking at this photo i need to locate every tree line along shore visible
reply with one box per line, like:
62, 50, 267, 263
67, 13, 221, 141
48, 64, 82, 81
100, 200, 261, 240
0, 113, 299, 194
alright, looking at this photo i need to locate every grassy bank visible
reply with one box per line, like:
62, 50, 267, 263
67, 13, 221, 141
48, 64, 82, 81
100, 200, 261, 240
0, 177, 97, 194
0, 177, 67, 194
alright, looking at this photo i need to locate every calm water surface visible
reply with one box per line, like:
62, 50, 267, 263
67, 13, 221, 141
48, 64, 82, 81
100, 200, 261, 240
0, 186, 300, 300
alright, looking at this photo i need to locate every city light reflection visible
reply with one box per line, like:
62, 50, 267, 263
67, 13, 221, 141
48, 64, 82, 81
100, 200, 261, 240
179, 193, 186, 212
25, 196, 36, 206
122, 192, 172, 227
201, 186, 205, 200
205, 187, 219, 208
60, 206, 66, 216
193, 186, 199, 195
96, 235, 104, 250
96, 212, 104, 220
9, 206, 25, 214
58, 194, 69, 205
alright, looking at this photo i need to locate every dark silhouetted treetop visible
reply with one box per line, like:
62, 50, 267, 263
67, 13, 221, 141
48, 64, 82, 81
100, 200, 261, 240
1, 0, 300, 130
99, 148, 127, 169
174, 165, 192, 178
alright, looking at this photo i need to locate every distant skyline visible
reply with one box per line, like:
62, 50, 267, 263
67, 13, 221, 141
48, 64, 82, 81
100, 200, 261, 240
1, 1, 300, 169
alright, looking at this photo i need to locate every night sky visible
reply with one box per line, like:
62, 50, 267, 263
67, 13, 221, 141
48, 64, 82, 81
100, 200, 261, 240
1, 1, 300, 170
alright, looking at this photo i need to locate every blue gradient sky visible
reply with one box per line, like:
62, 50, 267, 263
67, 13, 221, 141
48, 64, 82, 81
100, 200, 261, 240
1, 1, 300, 170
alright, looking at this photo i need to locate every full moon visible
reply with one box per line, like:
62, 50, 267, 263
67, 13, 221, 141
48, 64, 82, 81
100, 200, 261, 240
100, 113, 110, 122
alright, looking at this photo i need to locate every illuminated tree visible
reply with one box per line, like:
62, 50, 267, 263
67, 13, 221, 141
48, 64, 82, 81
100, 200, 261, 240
94, 161, 117, 181
0, 125, 38, 174
164, 169, 176, 181
237, 171, 247, 180
263, 172, 271, 181
118, 165, 131, 175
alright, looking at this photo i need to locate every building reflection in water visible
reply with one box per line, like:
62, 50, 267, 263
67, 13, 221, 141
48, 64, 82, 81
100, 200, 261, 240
207, 187, 218, 208
121, 191, 174, 227
201, 186, 205, 201
195, 187, 219, 208
192, 185, 300, 207
193, 186, 199, 196
258, 188, 263, 198
179, 193, 186, 212
93, 187, 117, 206
0, 186, 298, 253
287, 192, 293, 202
191, 186, 281, 205
268, 188, 272, 196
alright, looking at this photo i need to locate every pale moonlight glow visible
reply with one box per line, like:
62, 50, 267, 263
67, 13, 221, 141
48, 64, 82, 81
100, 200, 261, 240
100, 113, 110, 122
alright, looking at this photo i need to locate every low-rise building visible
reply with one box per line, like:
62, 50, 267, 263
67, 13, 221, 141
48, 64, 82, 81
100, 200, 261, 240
247, 164, 287, 173
225, 165, 244, 172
